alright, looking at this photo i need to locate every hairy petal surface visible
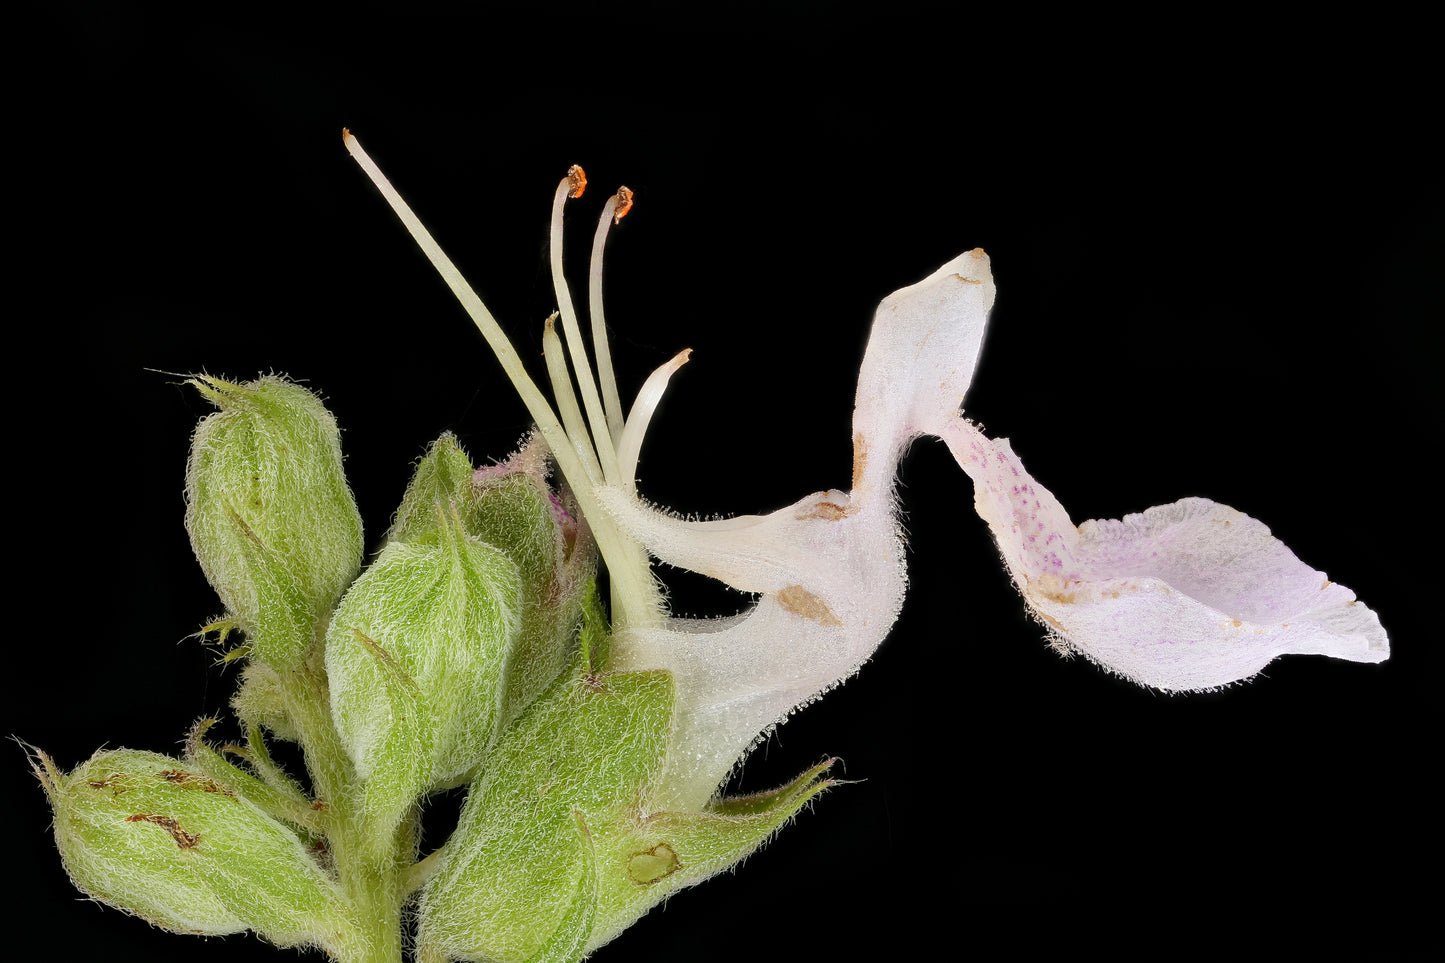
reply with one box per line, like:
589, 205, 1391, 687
940, 415, 1388, 690
600, 486, 902, 812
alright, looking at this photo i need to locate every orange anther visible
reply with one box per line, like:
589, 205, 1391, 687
567, 165, 587, 199
614, 186, 634, 222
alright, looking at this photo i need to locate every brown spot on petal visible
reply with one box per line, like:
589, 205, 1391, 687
777, 585, 843, 627
1232, 619, 1243, 628
852, 432, 868, 491
797, 501, 855, 521
1037, 610, 1066, 632
126, 814, 200, 849
970, 247, 987, 258
1033, 574, 1077, 604
951, 273, 984, 284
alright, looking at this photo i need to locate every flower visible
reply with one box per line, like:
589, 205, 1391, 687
338, 133, 1392, 959
344, 131, 1388, 805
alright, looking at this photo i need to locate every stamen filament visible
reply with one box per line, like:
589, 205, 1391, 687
549, 173, 623, 487
542, 315, 603, 487
344, 131, 662, 628
589, 189, 632, 446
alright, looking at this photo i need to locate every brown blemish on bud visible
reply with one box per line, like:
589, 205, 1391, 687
969, 247, 987, 258
777, 586, 843, 627
567, 164, 587, 199
160, 769, 237, 798
627, 843, 681, 884
797, 501, 855, 521
88, 773, 128, 797
951, 273, 984, 285
125, 814, 200, 849
614, 186, 634, 222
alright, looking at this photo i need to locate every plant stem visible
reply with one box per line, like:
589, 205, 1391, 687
280, 652, 410, 963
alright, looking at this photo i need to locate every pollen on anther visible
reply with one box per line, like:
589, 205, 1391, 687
614, 186, 634, 222
567, 165, 588, 199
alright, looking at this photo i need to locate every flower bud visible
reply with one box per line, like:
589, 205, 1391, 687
29, 747, 350, 950
185, 375, 363, 668
466, 437, 594, 726
325, 497, 521, 841
386, 433, 477, 546
230, 660, 302, 743
416, 636, 833, 962
387, 434, 593, 726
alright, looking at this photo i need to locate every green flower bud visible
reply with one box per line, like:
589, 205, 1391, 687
185, 375, 363, 667
28, 746, 351, 950
230, 659, 302, 743
415, 620, 833, 963
388, 434, 594, 728
465, 437, 594, 726
387, 433, 477, 546
325, 500, 521, 842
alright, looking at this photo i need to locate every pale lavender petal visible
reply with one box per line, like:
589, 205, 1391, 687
941, 415, 1388, 690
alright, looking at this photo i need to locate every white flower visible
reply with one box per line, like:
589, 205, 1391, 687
345, 132, 1388, 815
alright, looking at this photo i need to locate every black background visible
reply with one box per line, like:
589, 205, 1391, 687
9, 5, 1439, 960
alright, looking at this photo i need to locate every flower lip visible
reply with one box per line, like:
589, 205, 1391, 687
941, 415, 1388, 691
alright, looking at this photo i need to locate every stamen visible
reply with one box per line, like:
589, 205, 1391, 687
345, 132, 661, 627
542, 314, 603, 487
343, 131, 568, 462
550, 169, 623, 486
617, 349, 692, 492
588, 189, 633, 446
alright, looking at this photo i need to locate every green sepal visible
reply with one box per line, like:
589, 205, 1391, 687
525, 812, 598, 963
184, 375, 363, 669
27, 746, 353, 951
466, 438, 595, 727
582, 757, 837, 953
386, 434, 593, 732
325, 505, 521, 843
387, 433, 477, 546
223, 503, 314, 664
243, 723, 314, 805
231, 660, 301, 743
415, 653, 673, 963
181, 719, 323, 836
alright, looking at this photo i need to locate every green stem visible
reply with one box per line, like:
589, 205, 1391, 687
278, 652, 411, 963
